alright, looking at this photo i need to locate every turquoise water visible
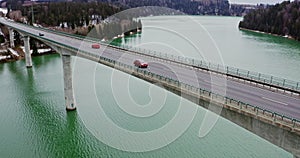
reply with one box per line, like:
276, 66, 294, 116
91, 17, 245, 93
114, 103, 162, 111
0, 54, 292, 157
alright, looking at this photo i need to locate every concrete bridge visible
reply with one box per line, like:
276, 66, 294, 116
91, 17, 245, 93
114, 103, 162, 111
0, 18, 299, 157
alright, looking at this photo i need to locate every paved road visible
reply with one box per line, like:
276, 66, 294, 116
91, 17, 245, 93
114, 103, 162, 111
1, 18, 300, 120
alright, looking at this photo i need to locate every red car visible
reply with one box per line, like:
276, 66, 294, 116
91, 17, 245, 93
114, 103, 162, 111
134, 59, 148, 68
92, 44, 100, 49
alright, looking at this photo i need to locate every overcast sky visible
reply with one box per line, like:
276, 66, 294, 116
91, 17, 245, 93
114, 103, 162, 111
229, 0, 288, 4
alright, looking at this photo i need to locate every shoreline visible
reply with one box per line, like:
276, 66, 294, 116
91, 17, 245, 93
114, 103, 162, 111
0, 50, 56, 63
238, 27, 296, 41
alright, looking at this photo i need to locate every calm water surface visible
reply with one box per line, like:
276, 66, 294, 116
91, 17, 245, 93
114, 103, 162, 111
0, 55, 292, 157
0, 15, 298, 157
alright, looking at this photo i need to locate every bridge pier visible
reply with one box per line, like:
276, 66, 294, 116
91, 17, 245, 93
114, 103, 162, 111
62, 54, 76, 111
8, 27, 14, 48
23, 36, 32, 68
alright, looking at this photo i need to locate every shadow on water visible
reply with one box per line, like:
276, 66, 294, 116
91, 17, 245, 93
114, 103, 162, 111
4, 55, 108, 157
3, 54, 159, 157
0, 62, 5, 73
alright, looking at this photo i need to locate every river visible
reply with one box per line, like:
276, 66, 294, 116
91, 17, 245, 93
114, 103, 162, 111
0, 16, 298, 157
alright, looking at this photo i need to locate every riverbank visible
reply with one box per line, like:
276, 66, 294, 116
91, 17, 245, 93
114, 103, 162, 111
0, 47, 55, 63
239, 27, 296, 41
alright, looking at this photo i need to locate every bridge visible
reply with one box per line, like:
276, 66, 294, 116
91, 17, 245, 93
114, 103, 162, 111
0, 18, 299, 157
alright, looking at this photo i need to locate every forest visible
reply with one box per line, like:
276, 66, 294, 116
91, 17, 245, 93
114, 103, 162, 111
15, 2, 142, 40
6, 0, 231, 16
19, 2, 122, 27
239, 1, 300, 41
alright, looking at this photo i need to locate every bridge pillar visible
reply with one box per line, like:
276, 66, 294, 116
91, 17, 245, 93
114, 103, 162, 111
8, 28, 14, 48
23, 36, 32, 68
62, 54, 76, 111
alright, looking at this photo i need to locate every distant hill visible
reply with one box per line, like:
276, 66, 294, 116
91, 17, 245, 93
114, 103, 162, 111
99, 0, 230, 15
239, 1, 300, 41
2, 0, 231, 16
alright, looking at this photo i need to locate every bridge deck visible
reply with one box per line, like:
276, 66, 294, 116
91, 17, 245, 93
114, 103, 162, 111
1, 18, 299, 121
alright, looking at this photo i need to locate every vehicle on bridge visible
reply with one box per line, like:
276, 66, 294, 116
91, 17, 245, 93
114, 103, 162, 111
39, 33, 44, 36
134, 59, 148, 68
92, 43, 100, 49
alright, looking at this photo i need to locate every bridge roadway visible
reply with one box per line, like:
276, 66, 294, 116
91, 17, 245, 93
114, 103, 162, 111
1, 18, 300, 120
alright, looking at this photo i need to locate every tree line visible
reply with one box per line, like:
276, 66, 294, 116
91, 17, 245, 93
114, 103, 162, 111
16, 2, 142, 40
98, 0, 230, 16
239, 1, 300, 41
19, 2, 122, 27
5, 0, 231, 16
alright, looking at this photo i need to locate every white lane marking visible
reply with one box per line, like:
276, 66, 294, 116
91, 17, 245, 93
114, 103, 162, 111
262, 97, 288, 106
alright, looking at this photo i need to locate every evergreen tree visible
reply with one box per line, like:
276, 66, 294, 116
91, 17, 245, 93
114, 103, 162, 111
239, 1, 300, 41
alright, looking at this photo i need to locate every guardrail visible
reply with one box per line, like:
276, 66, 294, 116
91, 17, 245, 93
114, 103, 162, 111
2, 20, 300, 129
78, 46, 300, 132
109, 44, 300, 94
15, 21, 298, 94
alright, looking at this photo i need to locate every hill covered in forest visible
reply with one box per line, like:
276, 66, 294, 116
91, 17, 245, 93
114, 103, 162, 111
3, 0, 231, 16
239, 1, 300, 41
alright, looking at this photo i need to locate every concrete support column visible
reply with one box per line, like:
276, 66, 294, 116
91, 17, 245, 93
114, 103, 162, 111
8, 28, 14, 48
62, 54, 76, 111
23, 36, 32, 68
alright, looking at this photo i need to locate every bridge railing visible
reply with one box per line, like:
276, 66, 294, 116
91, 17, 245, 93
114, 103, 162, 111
66, 41, 300, 130
2, 19, 109, 47
4, 19, 300, 94
3, 19, 300, 93
15, 22, 299, 93
87, 48, 300, 130
112, 45, 300, 94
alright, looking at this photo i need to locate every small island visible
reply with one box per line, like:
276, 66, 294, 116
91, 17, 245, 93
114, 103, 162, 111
239, 1, 300, 41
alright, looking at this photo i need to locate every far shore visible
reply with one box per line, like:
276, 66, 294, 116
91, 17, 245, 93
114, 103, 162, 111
238, 27, 296, 41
